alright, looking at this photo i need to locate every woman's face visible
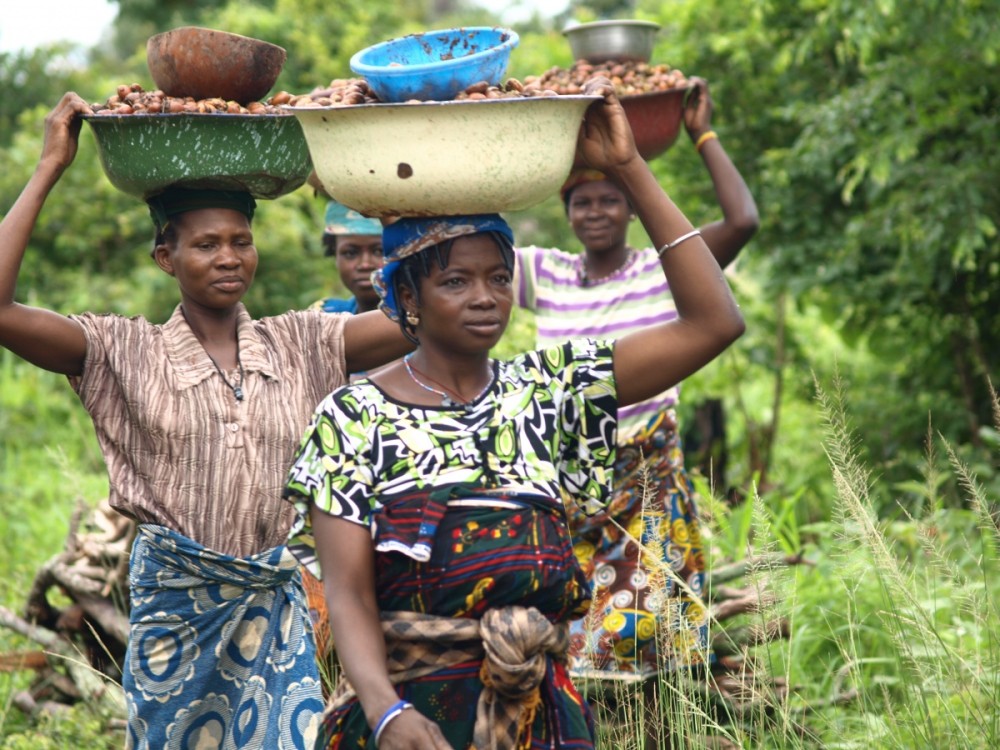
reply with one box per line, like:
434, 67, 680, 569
566, 179, 632, 255
403, 234, 513, 355
155, 208, 258, 310
334, 234, 383, 311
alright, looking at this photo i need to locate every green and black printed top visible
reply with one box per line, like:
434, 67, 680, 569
284, 338, 618, 576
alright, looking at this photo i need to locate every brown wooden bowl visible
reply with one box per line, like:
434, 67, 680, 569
146, 26, 287, 105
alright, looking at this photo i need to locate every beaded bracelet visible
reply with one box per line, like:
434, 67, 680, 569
373, 699, 414, 747
695, 130, 719, 152
657, 229, 702, 258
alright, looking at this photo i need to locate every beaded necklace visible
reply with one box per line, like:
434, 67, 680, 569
205, 345, 245, 402
579, 247, 637, 287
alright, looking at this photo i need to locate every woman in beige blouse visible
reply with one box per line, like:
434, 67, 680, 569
0, 92, 411, 750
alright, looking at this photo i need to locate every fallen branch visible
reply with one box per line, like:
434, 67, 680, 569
0, 604, 123, 713
711, 618, 790, 657
0, 605, 62, 647
710, 591, 777, 622
0, 650, 48, 671
708, 552, 810, 587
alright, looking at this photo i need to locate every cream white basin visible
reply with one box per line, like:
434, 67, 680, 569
288, 95, 600, 217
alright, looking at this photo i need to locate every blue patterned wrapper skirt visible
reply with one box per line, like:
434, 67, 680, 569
124, 524, 324, 750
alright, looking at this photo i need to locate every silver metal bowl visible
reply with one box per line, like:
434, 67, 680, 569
562, 20, 661, 64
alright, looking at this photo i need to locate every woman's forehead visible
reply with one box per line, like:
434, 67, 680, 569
571, 179, 623, 199
336, 234, 382, 247
433, 235, 506, 267
174, 207, 252, 234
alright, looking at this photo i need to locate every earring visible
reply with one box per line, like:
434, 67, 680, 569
405, 311, 420, 327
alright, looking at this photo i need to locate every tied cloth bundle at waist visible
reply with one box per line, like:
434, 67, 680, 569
329, 606, 568, 750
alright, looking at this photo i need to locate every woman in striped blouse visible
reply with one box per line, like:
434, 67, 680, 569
515, 77, 759, 720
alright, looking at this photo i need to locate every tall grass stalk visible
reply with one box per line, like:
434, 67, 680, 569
583, 373, 999, 749
584, 460, 790, 749
816, 373, 1000, 749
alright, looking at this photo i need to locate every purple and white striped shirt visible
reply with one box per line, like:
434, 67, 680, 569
516, 245, 678, 441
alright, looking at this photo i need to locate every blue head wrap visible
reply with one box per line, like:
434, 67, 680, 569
324, 200, 383, 237
373, 214, 514, 323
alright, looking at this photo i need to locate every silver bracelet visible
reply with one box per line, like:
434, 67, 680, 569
373, 700, 414, 746
656, 228, 702, 257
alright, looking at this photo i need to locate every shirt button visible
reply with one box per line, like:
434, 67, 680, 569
228, 423, 240, 432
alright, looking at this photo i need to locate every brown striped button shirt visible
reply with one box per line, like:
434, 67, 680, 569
69, 303, 348, 557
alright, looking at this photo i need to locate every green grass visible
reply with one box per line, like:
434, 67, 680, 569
1, 354, 998, 747
0, 351, 108, 602
0, 351, 110, 743
567, 377, 1000, 749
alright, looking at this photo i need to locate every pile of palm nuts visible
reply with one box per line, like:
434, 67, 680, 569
294, 77, 559, 106
89, 84, 286, 114
525, 60, 689, 96
88, 75, 565, 115
90, 60, 694, 115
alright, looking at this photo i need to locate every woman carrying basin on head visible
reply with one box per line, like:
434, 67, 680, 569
282, 79, 745, 750
303, 198, 387, 669
515, 76, 759, 692
0, 92, 412, 750
313, 199, 385, 314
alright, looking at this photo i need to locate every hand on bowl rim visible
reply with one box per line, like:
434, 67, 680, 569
683, 76, 715, 141
40, 92, 91, 174
574, 77, 641, 174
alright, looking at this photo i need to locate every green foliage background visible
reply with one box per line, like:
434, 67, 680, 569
1, 0, 998, 745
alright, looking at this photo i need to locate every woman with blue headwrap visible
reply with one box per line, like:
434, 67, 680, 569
282, 80, 745, 750
314, 200, 385, 314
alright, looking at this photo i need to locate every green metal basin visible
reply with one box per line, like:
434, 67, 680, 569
83, 113, 312, 199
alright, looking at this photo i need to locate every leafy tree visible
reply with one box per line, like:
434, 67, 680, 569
755, 0, 999, 452
109, 0, 231, 55
649, 0, 1000, 502
568, 0, 638, 20
0, 46, 108, 148
199, 0, 411, 94
114, 0, 231, 28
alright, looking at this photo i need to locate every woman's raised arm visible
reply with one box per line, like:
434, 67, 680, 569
683, 77, 759, 269
576, 81, 745, 407
341, 309, 414, 375
0, 92, 90, 375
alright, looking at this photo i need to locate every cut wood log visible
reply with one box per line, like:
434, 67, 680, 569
710, 591, 777, 621
711, 618, 791, 656
0, 604, 124, 713
707, 552, 810, 586
0, 650, 48, 671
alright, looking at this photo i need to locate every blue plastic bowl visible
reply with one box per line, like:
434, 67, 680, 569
350, 27, 520, 103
